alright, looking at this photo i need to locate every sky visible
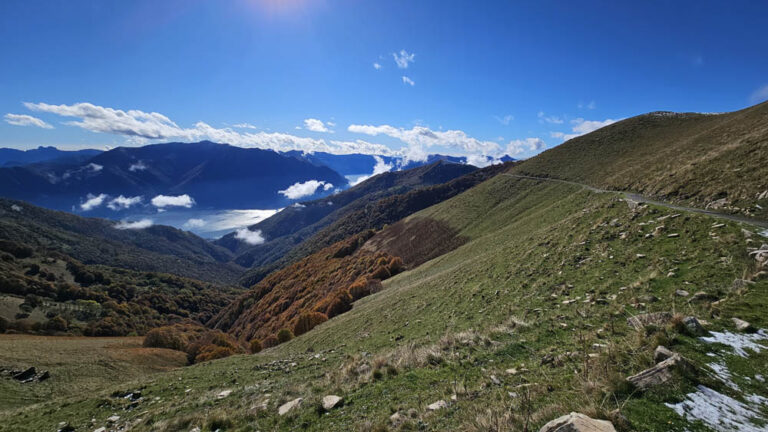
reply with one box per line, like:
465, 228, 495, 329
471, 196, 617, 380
1, 0, 768, 162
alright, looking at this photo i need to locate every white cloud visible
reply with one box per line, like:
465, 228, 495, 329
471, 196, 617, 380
278, 180, 331, 199
466, 154, 503, 168
184, 218, 206, 228
4, 113, 53, 129
348, 123, 502, 164
151, 194, 195, 208
750, 84, 768, 104
87, 163, 103, 172
80, 193, 107, 211
128, 161, 147, 171
107, 195, 142, 210
578, 101, 597, 110
550, 118, 620, 141
233, 123, 258, 129
373, 62, 382, 70
507, 138, 546, 156
402, 76, 415, 86
303, 118, 332, 133
19, 101, 395, 156
494, 114, 514, 125
115, 219, 153, 230
537, 111, 563, 124
234, 227, 265, 245
328, 139, 394, 156
393, 50, 415, 69
350, 155, 393, 186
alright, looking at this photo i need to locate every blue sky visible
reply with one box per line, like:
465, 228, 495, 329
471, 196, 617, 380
1, 0, 767, 161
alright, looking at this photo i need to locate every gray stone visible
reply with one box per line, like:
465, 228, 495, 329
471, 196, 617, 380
278, 397, 302, 416
321, 395, 343, 411
427, 400, 448, 411
627, 354, 689, 391
682, 316, 705, 335
731, 317, 753, 332
675, 289, 689, 297
538, 412, 616, 432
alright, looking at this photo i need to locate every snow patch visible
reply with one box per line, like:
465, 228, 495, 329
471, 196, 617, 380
701, 330, 768, 357
665, 385, 768, 432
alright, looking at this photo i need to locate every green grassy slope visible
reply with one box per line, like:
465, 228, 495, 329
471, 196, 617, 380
510, 102, 768, 219
4, 176, 765, 431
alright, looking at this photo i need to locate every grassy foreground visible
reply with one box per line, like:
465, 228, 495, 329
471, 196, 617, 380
1, 176, 766, 431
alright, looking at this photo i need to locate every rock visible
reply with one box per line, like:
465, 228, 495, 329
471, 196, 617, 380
653, 345, 675, 363
626, 312, 673, 330
682, 316, 705, 335
627, 354, 689, 390
706, 198, 728, 210
106, 415, 120, 423
190, 427, 201, 432
94, 428, 106, 432
217, 389, 232, 399
321, 395, 343, 410
427, 400, 448, 411
731, 317, 754, 332
538, 412, 616, 432
667, 233, 679, 238
278, 397, 303, 415
12, 367, 36, 381
490, 375, 501, 385
390, 412, 404, 426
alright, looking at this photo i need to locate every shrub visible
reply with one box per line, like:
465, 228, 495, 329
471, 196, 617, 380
277, 328, 294, 344
0, 240, 33, 259
194, 345, 236, 363
293, 311, 328, 336
263, 335, 279, 348
249, 338, 263, 354
323, 290, 353, 318
143, 326, 190, 351
45, 315, 68, 332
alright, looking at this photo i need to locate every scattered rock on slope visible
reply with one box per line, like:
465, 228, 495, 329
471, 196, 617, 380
322, 395, 343, 410
627, 354, 690, 391
731, 317, 754, 332
278, 398, 303, 416
539, 412, 616, 432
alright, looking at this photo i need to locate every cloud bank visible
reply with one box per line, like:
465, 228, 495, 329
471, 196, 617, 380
151, 194, 195, 208
4, 113, 53, 129
234, 227, 265, 245
278, 180, 333, 199
115, 219, 154, 230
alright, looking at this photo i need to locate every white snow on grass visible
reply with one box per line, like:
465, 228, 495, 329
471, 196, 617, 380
701, 330, 768, 357
665, 385, 768, 432
708, 362, 739, 390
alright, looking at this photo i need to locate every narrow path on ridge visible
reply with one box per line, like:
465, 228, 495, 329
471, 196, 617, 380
501, 173, 768, 230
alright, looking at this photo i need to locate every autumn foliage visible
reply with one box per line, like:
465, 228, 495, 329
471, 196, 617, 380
209, 230, 403, 343
143, 322, 242, 364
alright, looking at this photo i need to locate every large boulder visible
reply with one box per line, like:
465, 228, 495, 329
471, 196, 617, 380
539, 412, 616, 432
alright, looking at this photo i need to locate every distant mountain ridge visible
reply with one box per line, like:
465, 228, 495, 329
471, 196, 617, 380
0, 146, 102, 167
0, 141, 348, 214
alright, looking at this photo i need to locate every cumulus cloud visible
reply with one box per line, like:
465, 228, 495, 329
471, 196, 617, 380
128, 161, 147, 172
538, 111, 564, 124
351, 155, 394, 186
348, 123, 502, 164
4, 113, 53, 129
550, 118, 620, 141
184, 218, 206, 228
303, 118, 332, 133
750, 84, 768, 104
402, 76, 415, 86
393, 50, 415, 68
115, 219, 153, 230
373, 62, 382, 70
507, 138, 546, 156
80, 193, 107, 211
151, 194, 195, 208
466, 154, 503, 168
234, 227, 265, 245
107, 195, 142, 210
278, 180, 332, 199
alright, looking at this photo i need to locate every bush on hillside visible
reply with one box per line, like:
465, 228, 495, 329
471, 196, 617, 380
277, 328, 294, 344
262, 335, 279, 348
45, 315, 68, 332
293, 311, 328, 336
249, 338, 262, 354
